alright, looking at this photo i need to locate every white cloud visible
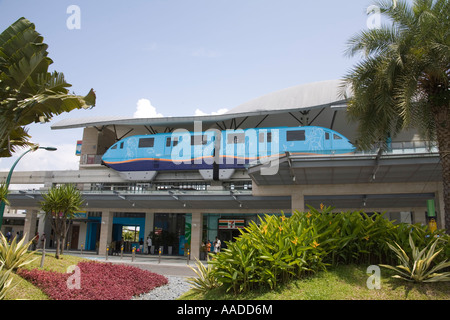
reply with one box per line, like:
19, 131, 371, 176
194, 108, 229, 116
11, 143, 80, 172
133, 98, 164, 118
0, 143, 80, 190
194, 109, 207, 116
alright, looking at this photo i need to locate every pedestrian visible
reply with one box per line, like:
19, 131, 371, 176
5, 231, 11, 243
214, 236, 221, 254
139, 238, 144, 254
147, 236, 152, 254
206, 240, 211, 253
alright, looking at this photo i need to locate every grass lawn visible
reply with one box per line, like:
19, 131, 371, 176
180, 264, 450, 300
4, 252, 89, 300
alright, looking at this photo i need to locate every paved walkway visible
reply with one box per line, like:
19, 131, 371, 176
56, 250, 205, 277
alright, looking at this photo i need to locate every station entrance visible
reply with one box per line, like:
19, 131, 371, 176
152, 213, 187, 255
218, 218, 245, 246
218, 229, 242, 247
85, 212, 145, 253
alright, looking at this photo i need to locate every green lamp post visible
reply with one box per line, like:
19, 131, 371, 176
0, 146, 57, 230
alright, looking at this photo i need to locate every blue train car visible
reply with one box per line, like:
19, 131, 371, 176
101, 130, 216, 172
218, 126, 355, 169
102, 126, 355, 176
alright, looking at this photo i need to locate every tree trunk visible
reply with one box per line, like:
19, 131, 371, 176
434, 108, 450, 234
61, 221, 66, 255
55, 236, 61, 259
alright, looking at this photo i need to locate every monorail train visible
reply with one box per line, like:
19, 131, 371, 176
102, 126, 355, 180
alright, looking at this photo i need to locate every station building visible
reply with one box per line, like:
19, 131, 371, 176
1, 79, 444, 260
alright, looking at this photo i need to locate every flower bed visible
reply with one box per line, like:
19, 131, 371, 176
17, 261, 168, 300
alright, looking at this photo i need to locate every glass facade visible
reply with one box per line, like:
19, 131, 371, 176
152, 213, 186, 255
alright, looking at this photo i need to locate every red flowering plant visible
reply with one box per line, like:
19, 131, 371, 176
17, 261, 168, 300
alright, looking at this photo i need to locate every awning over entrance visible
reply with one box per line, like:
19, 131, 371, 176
248, 152, 441, 186
6, 190, 292, 211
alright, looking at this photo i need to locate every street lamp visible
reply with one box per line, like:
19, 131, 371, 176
0, 146, 57, 230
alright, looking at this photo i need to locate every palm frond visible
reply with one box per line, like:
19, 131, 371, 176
0, 17, 95, 158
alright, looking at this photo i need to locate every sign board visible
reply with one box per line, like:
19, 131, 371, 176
75, 140, 82, 156
218, 219, 245, 229
426, 199, 436, 217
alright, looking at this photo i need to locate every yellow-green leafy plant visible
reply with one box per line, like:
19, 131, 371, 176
0, 262, 15, 300
380, 234, 450, 283
0, 233, 37, 270
187, 258, 220, 293
0, 183, 9, 205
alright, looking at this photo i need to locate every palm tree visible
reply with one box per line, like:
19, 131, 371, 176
341, 0, 450, 233
0, 17, 95, 157
40, 184, 84, 259
0, 184, 8, 207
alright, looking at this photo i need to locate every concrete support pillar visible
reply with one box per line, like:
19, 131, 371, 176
291, 191, 305, 213
144, 211, 154, 253
23, 209, 38, 244
37, 213, 52, 249
436, 183, 446, 229
191, 212, 203, 261
98, 210, 113, 256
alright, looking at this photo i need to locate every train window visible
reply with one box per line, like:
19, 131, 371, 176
138, 137, 155, 148
333, 134, 342, 140
325, 132, 330, 140
173, 137, 178, 146
227, 133, 245, 144
111, 144, 118, 150
166, 137, 171, 147
120, 142, 124, 149
287, 130, 305, 141
259, 132, 272, 143
191, 135, 207, 145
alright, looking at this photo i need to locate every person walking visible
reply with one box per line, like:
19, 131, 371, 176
147, 236, 152, 254
139, 238, 144, 254
213, 236, 221, 254
206, 240, 211, 253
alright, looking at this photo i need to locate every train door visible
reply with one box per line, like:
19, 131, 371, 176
245, 130, 257, 165
164, 136, 172, 157
235, 132, 245, 165
258, 130, 272, 160
324, 131, 332, 152
226, 131, 245, 167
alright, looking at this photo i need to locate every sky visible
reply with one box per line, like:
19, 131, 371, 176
0, 0, 378, 186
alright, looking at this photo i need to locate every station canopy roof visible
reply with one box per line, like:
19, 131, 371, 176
51, 79, 358, 140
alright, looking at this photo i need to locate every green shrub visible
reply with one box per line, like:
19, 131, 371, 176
205, 206, 449, 294
0, 263, 15, 300
209, 206, 339, 293
187, 258, 220, 293
380, 233, 450, 283
0, 233, 37, 270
